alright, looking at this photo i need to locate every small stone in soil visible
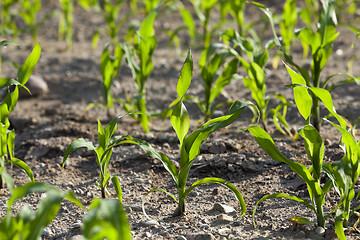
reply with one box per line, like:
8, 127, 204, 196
41, 227, 52, 236
212, 203, 236, 214
214, 214, 234, 225
177, 235, 187, 240
315, 226, 325, 235
185, 233, 215, 240
71, 220, 82, 228
141, 219, 159, 226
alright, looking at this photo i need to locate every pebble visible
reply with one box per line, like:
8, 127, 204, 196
200, 224, 210, 229
177, 235, 187, 240
145, 232, 152, 237
141, 219, 159, 226
315, 226, 325, 235
86, 192, 92, 198
19, 75, 49, 98
214, 214, 234, 224
71, 220, 82, 228
41, 227, 52, 236
70, 235, 84, 240
213, 110, 225, 118
212, 203, 236, 214
218, 228, 231, 234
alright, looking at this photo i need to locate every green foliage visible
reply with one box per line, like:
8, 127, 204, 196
19, 0, 54, 46
0, 43, 40, 191
0, 0, 19, 38
121, 9, 158, 133
58, 0, 74, 50
248, 125, 332, 228
254, 1, 360, 132
171, 43, 240, 122
63, 115, 138, 200
130, 50, 254, 216
82, 198, 132, 240
222, 29, 292, 134
80, 0, 130, 48
0, 182, 83, 240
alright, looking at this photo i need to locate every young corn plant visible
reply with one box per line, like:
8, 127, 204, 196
0, 181, 83, 240
253, 1, 360, 132
247, 64, 348, 230
166, 43, 240, 122
0, 43, 41, 190
222, 29, 293, 135
58, 0, 74, 50
130, 50, 254, 216
79, 0, 130, 48
121, 9, 157, 133
322, 119, 360, 240
82, 198, 132, 240
63, 115, 136, 200
19, 0, 54, 46
86, 43, 123, 118
173, 0, 226, 49
0, 0, 19, 38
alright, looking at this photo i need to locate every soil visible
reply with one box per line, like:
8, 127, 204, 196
1, 1, 360, 239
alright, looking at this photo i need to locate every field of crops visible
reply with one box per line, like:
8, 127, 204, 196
1, 0, 360, 239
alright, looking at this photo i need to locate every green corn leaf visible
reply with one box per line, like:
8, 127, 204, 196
253, 192, 315, 229
171, 101, 189, 146
184, 177, 246, 216
309, 87, 347, 128
298, 125, 324, 180
97, 119, 106, 148
177, 49, 193, 99
246, 125, 322, 195
139, 9, 157, 38
209, 58, 240, 104
125, 137, 179, 185
104, 115, 125, 145
111, 175, 123, 204
63, 138, 96, 167
285, 64, 312, 120
179, 7, 196, 40
10, 158, 34, 182
287, 217, 315, 225
17, 43, 41, 85
0, 78, 20, 89
324, 119, 360, 180
82, 199, 131, 240
7, 129, 15, 159
334, 209, 347, 240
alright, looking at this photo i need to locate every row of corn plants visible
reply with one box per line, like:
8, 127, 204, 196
2, 1, 360, 239
0, 43, 132, 239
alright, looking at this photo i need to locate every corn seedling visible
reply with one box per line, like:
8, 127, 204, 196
222, 28, 293, 134
0, 181, 83, 240
121, 9, 157, 133
220, 0, 247, 37
0, 43, 41, 190
79, 0, 131, 48
130, 50, 254, 216
253, 1, 360, 132
86, 43, 123, 118
63, 115, 138, 200
82, 198, 132, 240
0, 0, 19, 38
321, 118, 360, 240
247, 64, 350, 231
19, 0, 54, 46
173, 0, 226, 49
167, 43, 240, 122
58, 0, 74, 50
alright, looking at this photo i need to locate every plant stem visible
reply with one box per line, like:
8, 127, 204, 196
311, 93, 320, 132
101, 187, 106, 198
315, 196, 325, 227
176, 186, 186, 216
